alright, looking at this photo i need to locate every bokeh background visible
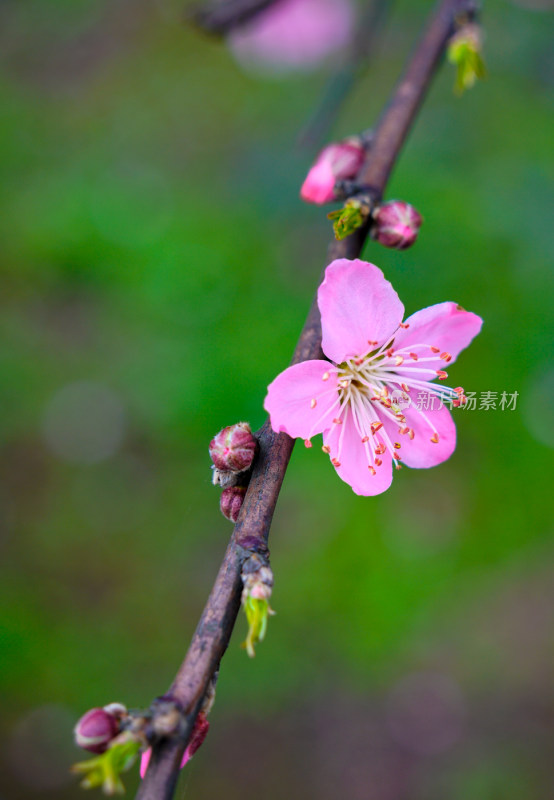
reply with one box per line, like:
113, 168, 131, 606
1, 0, 553, 797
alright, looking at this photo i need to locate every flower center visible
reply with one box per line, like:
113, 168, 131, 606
305, 332, 467, 472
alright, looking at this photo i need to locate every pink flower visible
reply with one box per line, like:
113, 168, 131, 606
264, 259, 482, 495
228, 0, 355, 75
300, 139, 365, 205
140, 713, 209, 779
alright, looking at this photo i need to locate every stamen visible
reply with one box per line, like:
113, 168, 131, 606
401, 384, 410, 393
436, 370, 448, 380
386, 348, 394, 358
409, 352, 419, 361
430, 346, 440, 353
375, 443, 386, 455
454, 387, 464, 394
310, 398, 317, 409
333, 418, 343, 424
304, 439, 312, 448
322, 372, 330, 381
395, 356, 404, 366
408, 428, 415, 440
361, 435, 369, 443
440, 352, 452, 362
394, 442, 401, 449
370, 421, 383, 434
399, 322, 410, 329
368, 466, 376, 475
322, 445, 331, 454
395, 463, 402, 470
399, 427, 410, 435
331, 457, 341, 467
430, 433, 439, 443
375, 458, 382, 466
307, 392, 342, 439
368, 340, 378, 346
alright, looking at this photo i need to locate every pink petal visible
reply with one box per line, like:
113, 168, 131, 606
394, 302, 483, 365
382, 393, 456, 468
300, 161, 337, 204
323, 408, 393, 496
318, 259, 404, 364
264, 360, 339, 439
140, 749, 151, 779
140, 746, 192, 779
300, 140, 365, 205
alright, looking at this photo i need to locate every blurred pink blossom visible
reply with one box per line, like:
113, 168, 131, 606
228, 0, 355, 75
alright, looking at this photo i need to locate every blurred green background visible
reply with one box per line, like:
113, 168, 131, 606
1, 0, 553, 797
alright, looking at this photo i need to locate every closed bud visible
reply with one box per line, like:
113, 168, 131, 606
371, 200, 422, 250
300, 138, 365, 205
74, 706, 123, 754
187, 712, 210, 758
209, 422, 256, 473
220, 485, 247, 522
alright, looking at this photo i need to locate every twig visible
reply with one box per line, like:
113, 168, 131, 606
189, 0, 281, 36
136, 2, 476, 798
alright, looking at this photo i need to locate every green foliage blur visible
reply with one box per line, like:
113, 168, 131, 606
0, 0, 552, 798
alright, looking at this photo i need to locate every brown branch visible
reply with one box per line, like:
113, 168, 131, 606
189, 0, 281, 36
136, 2, 476, 798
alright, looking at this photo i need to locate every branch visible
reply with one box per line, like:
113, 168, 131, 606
189, 0, 280, 36
136, 2, 476, 798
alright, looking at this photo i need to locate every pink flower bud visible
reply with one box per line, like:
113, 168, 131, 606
300, 138, 365, 205
220, 486, 247, 523
209, 422, 256, 473
140, 712, 210, 780
74, 707, 121, 754
187, 712, 210, 758
371, 200, 423, 250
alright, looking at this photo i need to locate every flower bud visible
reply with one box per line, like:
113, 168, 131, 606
209, 422, 256, 473
220, 485, 247, 522
139, 712, 210, 780
371, 200, 422, 250
187, 712, 210, 758
74, 707, 122, 754
300, 138, 365, 205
